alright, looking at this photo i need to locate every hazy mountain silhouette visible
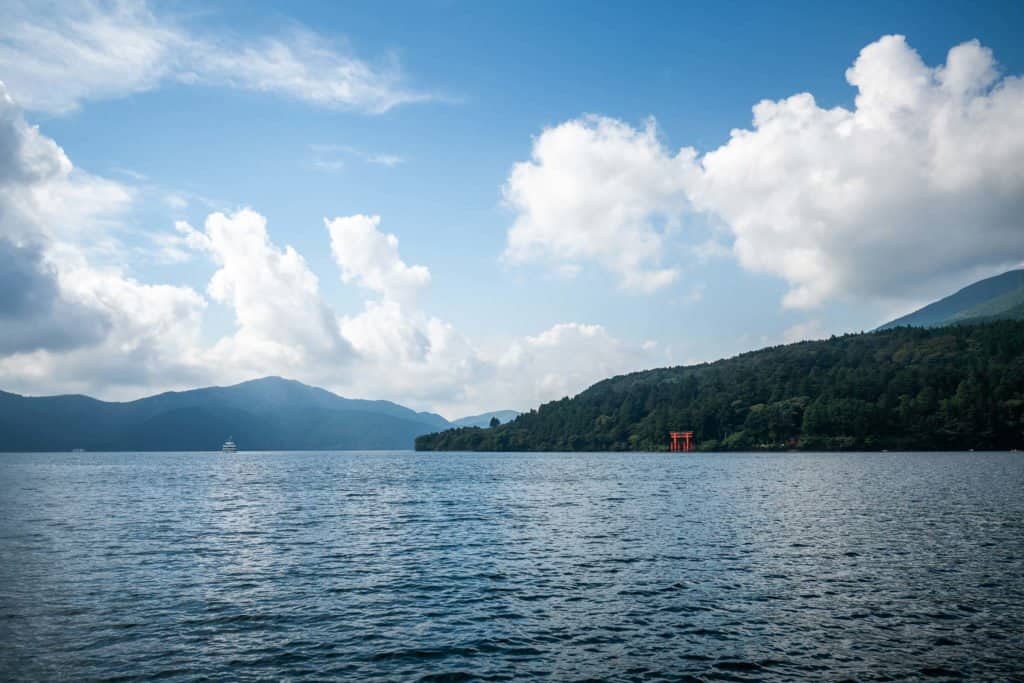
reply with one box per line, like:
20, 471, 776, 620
0, 376, 453, 452
450, 410, 520, 428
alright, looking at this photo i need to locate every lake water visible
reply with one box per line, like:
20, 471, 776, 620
1, 451, 1022, 681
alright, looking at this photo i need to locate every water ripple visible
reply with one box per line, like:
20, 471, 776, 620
1, 450, 1022, 680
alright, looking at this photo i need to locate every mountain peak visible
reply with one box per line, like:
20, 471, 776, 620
880, 269, 1024, 330
0, 376, 452, 451
230, 375, 306, 389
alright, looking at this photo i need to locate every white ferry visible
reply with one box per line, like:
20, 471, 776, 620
221, 437, 237, 454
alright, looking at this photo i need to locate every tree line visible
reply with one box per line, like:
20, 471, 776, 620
416, 321, 1024, 452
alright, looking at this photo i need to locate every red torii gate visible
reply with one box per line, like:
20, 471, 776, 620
669, 431, 694, 453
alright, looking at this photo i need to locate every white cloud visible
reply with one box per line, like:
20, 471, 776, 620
318, 216, 470, 412
368, 154, 404, 167
308, 144, 405, 172
0, 268, 207, 398
326, 214, 430, 305
7, 32, 1022, 415
0, 80, 208, 396
312, 159, 345, 173
337, 299, 482, 409
148, 231, 192, 264
163, 193, 187, 210
0, 82, 132, 256
192, 28, 430, 114
52, 252, 207, 379
690, 238, 732, 263
180, 210, 354, 374
171, 209, 653, 415
691, 35, 1024, 308
503, 115, 696, 292
0, 79, 658, 414
0, 1, 175, 115
485, 323, 656, 409
165, 210, 650, 416
0, 0, 432, 115
506, 36, 1024, 310
0, 239, 109, 354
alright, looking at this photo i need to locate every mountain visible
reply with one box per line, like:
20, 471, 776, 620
417, 321, 1024, 452
0, 376, 451, 452
880, 269, 1024, 329
450, 410, 520, 428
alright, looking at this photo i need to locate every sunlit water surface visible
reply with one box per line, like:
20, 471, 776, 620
1, 451, 1022, 681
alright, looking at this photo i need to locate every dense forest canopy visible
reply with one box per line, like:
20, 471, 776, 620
416, 322, 1024, 452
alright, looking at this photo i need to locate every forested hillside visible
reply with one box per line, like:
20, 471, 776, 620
416, 322, 1024, 452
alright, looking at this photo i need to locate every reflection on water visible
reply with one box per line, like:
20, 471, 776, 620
1, 451, 1022, 680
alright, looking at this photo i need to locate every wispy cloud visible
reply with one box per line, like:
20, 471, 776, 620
308, 144, 405, 173
112, 167, 150, 182
163, 193, 188, 210
368, 154, 405, 167
0, 0, 437, 115
312, 159, 346, 173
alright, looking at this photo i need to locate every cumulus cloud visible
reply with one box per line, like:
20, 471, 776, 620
161, 208, 654, 416
0, 245, 207, 397
322, 213, 655, 415
337, 299, 482, 410
0, 72, 133, 261
326, 214, 430, 304
690, 35, 1024, 308
48, 251, 207, 386
505, 36, 1024, 309
0, 279, 206, 397
481, 323, 656, 410
178, 210, 354, 374
0, 77, 658, 414
0, 239, 109, 354
503, 115, 696, 292
0, 80, 208, 395
174, 209, 656, 416
0, 0, 432, 114
335, 311, 656, 417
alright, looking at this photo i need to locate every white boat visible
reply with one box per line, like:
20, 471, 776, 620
221, 437, 237, 454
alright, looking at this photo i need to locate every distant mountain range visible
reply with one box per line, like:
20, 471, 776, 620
10, 271, 1021, 454
0, 377, 513, 452
451, 410, 520, 428
880, 269, 1024, 330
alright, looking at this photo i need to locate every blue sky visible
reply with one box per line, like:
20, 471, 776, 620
1, 0, 1022, 416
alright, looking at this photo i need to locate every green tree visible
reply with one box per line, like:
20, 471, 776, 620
414, 321, 1024, 452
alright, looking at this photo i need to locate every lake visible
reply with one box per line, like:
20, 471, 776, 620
1, 451, 1022, 681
